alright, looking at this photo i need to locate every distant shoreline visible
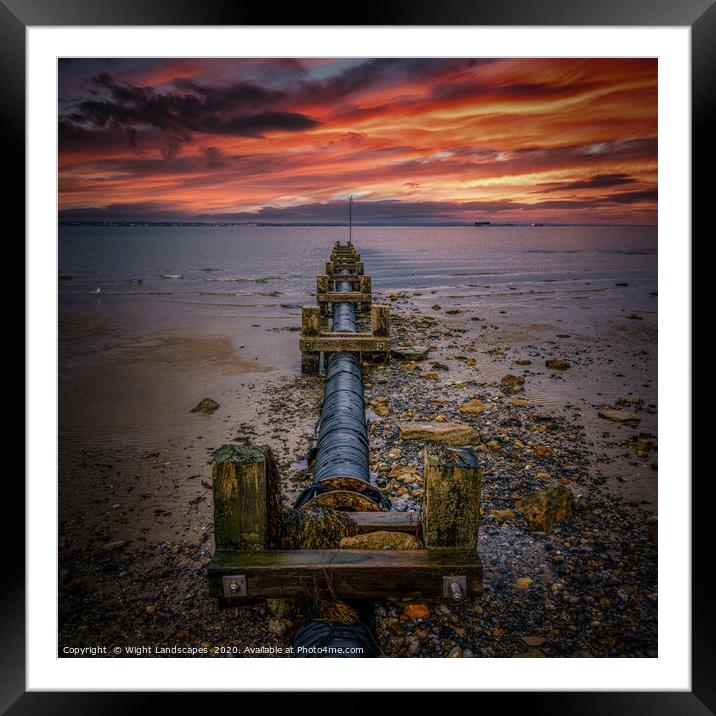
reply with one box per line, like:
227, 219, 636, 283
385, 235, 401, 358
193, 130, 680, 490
59, 221, 656, 228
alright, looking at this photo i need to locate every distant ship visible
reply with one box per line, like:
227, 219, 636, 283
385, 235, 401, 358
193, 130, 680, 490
531, 222, 544, 227
474, 220, 491, 226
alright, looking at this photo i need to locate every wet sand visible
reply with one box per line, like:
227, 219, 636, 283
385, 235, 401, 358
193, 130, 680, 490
58, 282, 656, 658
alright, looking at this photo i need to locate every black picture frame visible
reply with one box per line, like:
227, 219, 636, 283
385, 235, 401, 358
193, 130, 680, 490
8, 0, 703, 711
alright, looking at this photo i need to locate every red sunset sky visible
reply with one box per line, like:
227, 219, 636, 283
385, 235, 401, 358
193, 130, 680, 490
58, 58, 657, 225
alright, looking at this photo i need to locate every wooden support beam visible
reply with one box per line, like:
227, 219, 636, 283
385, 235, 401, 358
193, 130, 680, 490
423, 446, 481, 549
316, 291, 372, 304
359, 275, 372, 295
209, 547, 483, 600
349, 511, 421, 534
211, 444, 281, 551
299, 334, 390, 354
371, 304, 390, 337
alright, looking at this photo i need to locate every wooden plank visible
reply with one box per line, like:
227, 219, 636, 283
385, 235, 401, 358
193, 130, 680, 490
299, 336, 390, 353
316, 291, 372, 303
349, 511, 421, 534
371, 304, 390, 337
209, 548, 483, 600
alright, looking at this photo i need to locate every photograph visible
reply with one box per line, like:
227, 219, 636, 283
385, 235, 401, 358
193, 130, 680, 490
56, 56, 660, 660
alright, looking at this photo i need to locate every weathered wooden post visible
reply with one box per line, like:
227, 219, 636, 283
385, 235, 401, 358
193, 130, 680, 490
301, 305, 321, 373
371, 304, 390, 337
423, 446, 481, 549
325, 260, 334, 275
317, 275, 330, 316
212, 444, 282, 551
359, 275, 372, 295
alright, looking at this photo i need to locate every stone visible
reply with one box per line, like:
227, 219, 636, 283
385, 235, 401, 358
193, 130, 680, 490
387, 448, 402, 459
521, 635, 546, 647
511, 398, 531, 407
486, 439, 501, 452
532, 446, 553, 458
500, 374, 525, 395
598, 409, 641, 425
403, 603, 430, 619
513, 577, 533, 590
399, 421, 478, 445
268, 618, 293, 637
514, 359, 532, 366
545, 359, 570, 370
145, 605, 158, 616
391, 345, 429, 361
340, 531, 422, 550
490, 509, 515, 521
459, 399, 487, 415
101, 541, 126, 551
501, 374, 525, 387
448, 646, 463, 657
190, 397, 220, 414
516, 485, 573, 532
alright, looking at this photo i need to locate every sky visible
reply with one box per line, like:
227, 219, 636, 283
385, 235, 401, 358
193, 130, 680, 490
58, 58, 657, 225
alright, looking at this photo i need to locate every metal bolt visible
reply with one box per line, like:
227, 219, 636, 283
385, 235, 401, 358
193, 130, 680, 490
449, 579, 464, 601
228, 581, 240, 593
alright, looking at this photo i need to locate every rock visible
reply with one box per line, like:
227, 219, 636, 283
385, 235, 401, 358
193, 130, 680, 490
545, 359, 570, 370
145, 605, 158, 616
458, 399, 487, 415
431, 304, 442, 311
268, 618, 292, 637
514, 359, 532, 366
486, 439, 501, 452
407, 639, 421, 656
101, 541, 126, 551
176, 629, 190, 639
190, 397, 220, 414
490, 509, 515, 521
398, 421, 478, 445
500, 374, 525, 395
598, 409, 641, 425
501, 374, 524, 386
634, 437, 655, 457
448, 646, 463, 657
516, 485, 573, 532
391, 345, 429, 361
513, 577, 533, 590
403, 603, 430, 619
521, 635, 546, 647
511, 398, 531, 407
532, 446, 553, 458
387, 448, 402, 459
340, 531, 422, 550
536, 471, 551, 480
445, 309, 464, 315
266, 599, 295, 619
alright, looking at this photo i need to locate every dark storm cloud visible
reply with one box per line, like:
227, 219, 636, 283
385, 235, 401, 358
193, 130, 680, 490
61, 72, 320, 153
541, 173, 638, 192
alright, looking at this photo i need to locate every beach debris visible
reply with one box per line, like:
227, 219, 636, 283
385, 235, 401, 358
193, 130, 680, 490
398, 421, 478, 445
279, 504, 360, 550
90, 288, 101, 295
190, 398, 220, 414
516, 485, 573, 532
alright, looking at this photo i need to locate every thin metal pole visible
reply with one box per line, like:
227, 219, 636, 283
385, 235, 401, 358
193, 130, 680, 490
349, 195, 352, 244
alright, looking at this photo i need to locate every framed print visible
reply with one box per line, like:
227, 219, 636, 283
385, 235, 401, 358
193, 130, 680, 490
10, 0, 705, 710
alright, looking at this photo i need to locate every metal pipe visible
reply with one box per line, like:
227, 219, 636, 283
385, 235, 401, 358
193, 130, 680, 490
294, 243, 389, 512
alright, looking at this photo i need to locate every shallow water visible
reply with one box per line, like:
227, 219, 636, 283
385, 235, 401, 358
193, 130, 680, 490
59, 224, 657, 506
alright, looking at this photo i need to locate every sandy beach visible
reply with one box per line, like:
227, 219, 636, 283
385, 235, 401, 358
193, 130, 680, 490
58, 277, 657, 658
